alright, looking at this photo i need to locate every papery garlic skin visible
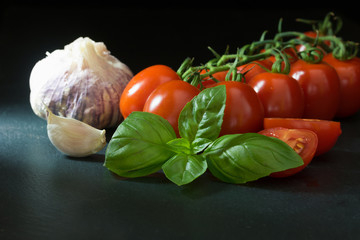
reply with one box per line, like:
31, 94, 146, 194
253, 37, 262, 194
47, 108, 107, 157
30, 37, 133, 129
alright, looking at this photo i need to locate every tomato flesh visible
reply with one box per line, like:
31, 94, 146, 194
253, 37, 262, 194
259, 127, 318, 178
264, 118, 341, 156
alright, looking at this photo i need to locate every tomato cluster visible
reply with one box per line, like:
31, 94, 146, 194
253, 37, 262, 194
119, 13, 358, 178
120, 65, 200, 137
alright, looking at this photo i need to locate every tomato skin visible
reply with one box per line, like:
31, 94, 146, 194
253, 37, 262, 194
259, 127, 318, 178
289, 59, 341, 120
263, 118, 342, 156
248, 72, 305, 118
143, 80, 200, 136
120, 65, 181, 118
322, 53, 360, 118
214, 81, 264, 135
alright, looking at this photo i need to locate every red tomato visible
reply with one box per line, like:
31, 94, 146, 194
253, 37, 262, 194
296, 31, 330, 53
143, 80, 200, 136
289, 59, 341, 120
267, 47, 298, 64
263, 118, 342, 156
199, 59, 272, 88
120, 65, 181, 118
259, 127, 318, 178
303, 31, 319, 38
323, 53, 360, 118
214, 81, 264, 135
199, 69, 227, 89
237, 59, 273, 82
304, 31, 331, 45
248, 72, 305, 118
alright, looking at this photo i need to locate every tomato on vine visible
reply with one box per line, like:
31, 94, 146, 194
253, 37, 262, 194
237, 59, 273, 83
296, 12, 341, 52
143, 80, 200, 136
198, 59, 272, 88
267, 48, 298, 65
296, 31, 330, 53
198, 69, 227, 89
323, 53, 360, 118
120, 65, 181, 118
214, 81, 264, 135
289, 59, 341, 120
248, 72, 305, 118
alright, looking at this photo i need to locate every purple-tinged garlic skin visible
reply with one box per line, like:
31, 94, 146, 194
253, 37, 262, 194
30, 37, 133, 129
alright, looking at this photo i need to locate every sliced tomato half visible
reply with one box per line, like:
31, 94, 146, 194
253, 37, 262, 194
259, 127, 318, 178
263, 118, 342, 156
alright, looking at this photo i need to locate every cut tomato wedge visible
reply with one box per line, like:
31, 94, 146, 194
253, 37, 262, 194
263, 118, 342, 156
259, 127, 318, 178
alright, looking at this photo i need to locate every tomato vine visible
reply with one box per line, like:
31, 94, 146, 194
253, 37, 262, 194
177, 12, 358, 86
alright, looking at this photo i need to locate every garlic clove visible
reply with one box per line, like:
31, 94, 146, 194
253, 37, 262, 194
46, 108, 107, 157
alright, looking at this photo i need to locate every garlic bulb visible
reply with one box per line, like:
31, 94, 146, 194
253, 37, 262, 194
30, 37, 133, 129
46, 108, 106, 157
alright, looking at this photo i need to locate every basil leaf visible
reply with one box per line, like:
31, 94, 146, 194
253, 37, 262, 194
162, 153, 207, 186
166, 138, 191, 155
191, 138, 213, 154
104, 111, 176, 178
205, 133, 303, 184
178, 85, 226, 152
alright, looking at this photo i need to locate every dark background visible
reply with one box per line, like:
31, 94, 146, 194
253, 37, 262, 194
1, 4, 360, 104
1, 4, 360, 240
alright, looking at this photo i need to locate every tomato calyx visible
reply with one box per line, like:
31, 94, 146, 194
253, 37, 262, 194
297, 45, 324, 64
296, 12, 342, 37
331, 40, 359, 61
267, 47, 293, 74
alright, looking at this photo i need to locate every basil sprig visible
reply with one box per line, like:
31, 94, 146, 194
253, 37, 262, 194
104, 85, 303, 186
178, 84, 226, 153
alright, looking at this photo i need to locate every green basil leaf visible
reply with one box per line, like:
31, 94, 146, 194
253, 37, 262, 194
162, 153, 207, 186
191, 137, 213, 154
167, 137, 213, 155
166, 138, 191, 155
178, 85, 226, 152
104, 111, 176, 178
205, 133, 303, 184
